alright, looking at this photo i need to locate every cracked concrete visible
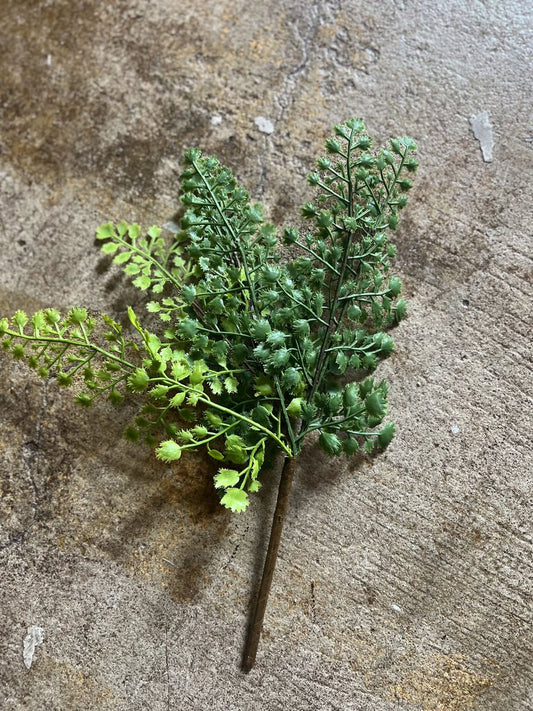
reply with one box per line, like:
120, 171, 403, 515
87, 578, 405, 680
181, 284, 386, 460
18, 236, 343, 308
1, 0, 532, 709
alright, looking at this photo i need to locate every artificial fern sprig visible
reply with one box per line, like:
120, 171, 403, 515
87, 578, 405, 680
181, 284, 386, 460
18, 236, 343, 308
1, 119, 418, 669
0, 305, 293, 509
0, 308, 138, 400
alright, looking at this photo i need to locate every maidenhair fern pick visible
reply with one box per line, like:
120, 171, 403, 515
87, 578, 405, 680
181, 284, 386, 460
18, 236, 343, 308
1, 119, 418, 669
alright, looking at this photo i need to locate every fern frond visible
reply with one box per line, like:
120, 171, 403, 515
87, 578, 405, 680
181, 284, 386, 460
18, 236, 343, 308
1, 119, 418, 511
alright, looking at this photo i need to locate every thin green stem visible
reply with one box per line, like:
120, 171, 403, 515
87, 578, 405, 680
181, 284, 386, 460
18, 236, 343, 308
307, 127, 357, 402
315, 180, 349, 205
152, 375, 292, 457
239, 438, 266, 490
274, 378, 297, 455
362, 178, 381, 213
192, 159, 260, 314
5, 330, 137, 371
294, 240, 341, 275
276, 281, 329, 327
388, 150, 407, 193
293, 339, 313, 388
44, 343, 70, 371
64, 353, 95, 378
195, 323, 253, 340
296, 408, 366, 441
114, 234, 185, 292
338, 288, 390, 302
180, 421, 238, 451
326, 165, 350, 183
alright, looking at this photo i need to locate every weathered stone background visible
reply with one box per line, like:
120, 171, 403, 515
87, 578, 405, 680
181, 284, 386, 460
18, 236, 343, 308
1, 1, 531, 709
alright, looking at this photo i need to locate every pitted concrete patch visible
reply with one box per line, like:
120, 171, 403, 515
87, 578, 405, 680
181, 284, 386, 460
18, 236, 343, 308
393, 654, 493, 711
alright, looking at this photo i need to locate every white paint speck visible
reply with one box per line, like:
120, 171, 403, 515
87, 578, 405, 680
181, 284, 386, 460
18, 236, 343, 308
254, 116, 275, 135
46, 54, 52, 67
23, 626, 44, 669
162, 221, 180, 234
470, 111, 494, 163
210, 115, 222, 126
391, 604, 402, 613
451, 424, 460, 435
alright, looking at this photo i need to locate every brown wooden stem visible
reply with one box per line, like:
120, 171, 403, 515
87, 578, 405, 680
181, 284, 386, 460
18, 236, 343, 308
242, 454, 297, 672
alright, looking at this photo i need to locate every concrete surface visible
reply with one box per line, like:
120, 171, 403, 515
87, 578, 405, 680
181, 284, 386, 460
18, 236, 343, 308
0, 1, 532, 709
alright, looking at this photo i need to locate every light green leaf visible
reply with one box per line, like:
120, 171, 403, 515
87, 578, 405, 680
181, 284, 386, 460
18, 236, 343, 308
113, 251, 132, 264
128, 368, 150, 392
127, 306, 142, 331
209, 378, 223, 395
156, 440, 182, 462
225, 435, 247, 464
133, 275, 151, 290
13, 311, 28, 329
250, 454, 263, 479
128, 223, 141, 239
190, 363, 205, 385
286, 398, 303, 418
124, 263, 141, 275
254, 375, 274, 396
171, 362, 190, 380
96, 222, 114, 240
214, 468, 240, 489
187, 390, 202, 406
147, 225, 162, 238
145, 333, 161, 357
150, 384, 169, 400
224, 376, 238, 393
101, 242, 119, 255
220, 488, 249, 513
170, 392, 186, 408
208, 447, 225, 461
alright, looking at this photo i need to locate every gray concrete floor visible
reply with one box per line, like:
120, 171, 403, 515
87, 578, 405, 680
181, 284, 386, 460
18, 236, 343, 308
0, 1, 532, 709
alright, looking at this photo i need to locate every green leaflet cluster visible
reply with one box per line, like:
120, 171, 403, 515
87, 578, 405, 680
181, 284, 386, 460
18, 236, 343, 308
0, 119, 418, 512
0, 307, 139, 402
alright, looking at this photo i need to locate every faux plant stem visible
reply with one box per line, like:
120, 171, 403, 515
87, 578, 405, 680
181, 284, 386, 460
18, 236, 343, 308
243, 454, 297, 672
0, 120, 419, 667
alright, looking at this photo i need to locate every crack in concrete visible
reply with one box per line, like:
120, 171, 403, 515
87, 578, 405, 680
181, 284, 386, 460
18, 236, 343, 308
276, 0, 324, 122
165, 629, 171, 711
25, 381, 50, 510
1, 381, 51, 551
221, 522, 249, 572
255, 137, 270, 199
310, 580, 317, 622
255, 0, 329, 198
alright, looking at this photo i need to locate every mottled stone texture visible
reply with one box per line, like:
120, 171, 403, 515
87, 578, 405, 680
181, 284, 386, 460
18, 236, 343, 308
0, 1, 531, 709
